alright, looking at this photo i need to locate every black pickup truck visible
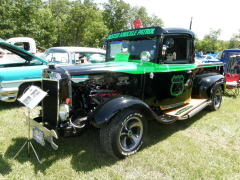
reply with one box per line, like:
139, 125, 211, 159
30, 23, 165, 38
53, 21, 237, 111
30, 26, 226, 159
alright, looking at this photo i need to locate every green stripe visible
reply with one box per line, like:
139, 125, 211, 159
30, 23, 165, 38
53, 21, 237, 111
100, 61, 223, 74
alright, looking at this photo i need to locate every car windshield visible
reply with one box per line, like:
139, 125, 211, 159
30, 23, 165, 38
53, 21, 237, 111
106, 37, 157, 62
41, 49, 106, 64
74, 52, 106, 63
40, 50, 70, 64
228, 52, 240, 58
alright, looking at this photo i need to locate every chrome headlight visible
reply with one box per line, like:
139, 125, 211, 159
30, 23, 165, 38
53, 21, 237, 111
59, 104, 70, 121
140, 51, 150, 64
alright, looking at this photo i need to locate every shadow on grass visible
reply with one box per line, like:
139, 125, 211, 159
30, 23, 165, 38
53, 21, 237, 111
143, 109, 209, 149
4, 108, 209, 175
0, 154, 12, 175
0, 101, 22, 110
4, 128, 117, 174
223, 93, 239, 99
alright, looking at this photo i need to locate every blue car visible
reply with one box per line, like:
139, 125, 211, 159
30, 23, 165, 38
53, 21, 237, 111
0, 40, 49, 102
219, 49, 240, 74
0, 40, 106, 102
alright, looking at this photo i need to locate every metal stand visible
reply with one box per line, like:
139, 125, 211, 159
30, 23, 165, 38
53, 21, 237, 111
13, 108, 42, 164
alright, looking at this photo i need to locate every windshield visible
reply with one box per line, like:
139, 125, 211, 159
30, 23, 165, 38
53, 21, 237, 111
41, 49, 106, 64
106, 37, 157, 62
41, 50, 70, 64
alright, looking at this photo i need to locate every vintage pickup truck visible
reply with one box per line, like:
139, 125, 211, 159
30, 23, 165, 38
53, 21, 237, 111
0, 37, 44, 65
0, 40, 106, 102
28, 26, 225, 159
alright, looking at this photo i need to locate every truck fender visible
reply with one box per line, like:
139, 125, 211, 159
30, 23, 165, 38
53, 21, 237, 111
192, 74, 226, 99
90, 96, 155, 128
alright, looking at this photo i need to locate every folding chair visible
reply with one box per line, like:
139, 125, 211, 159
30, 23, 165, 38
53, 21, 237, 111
224, 73, 239, 96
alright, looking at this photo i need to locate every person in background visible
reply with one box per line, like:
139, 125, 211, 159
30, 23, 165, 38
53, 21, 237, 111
77, 54, 91, 64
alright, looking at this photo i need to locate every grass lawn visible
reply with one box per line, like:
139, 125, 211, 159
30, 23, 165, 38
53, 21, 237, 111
0, 94, 239, 180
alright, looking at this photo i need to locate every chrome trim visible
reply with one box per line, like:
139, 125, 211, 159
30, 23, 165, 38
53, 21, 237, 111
0, 87, 18, 102
0, 78, 42, 84
25, 76, 42, 79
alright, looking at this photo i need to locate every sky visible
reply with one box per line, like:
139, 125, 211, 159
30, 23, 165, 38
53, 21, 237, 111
94, 0, 240, 41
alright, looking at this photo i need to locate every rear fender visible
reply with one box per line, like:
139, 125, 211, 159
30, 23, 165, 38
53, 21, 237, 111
90, 96, 155, 128
192, 74, 226, 99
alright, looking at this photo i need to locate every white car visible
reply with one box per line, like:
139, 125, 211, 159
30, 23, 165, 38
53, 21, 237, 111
40, 47, 106, 65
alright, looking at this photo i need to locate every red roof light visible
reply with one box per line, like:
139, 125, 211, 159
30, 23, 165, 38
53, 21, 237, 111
133, 19, 143, 28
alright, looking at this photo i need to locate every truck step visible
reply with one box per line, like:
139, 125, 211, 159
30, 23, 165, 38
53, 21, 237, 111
161, 99, 211, 121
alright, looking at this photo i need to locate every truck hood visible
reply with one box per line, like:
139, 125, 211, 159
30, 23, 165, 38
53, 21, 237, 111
0, 41, 48, 64
49, 61, 198, 77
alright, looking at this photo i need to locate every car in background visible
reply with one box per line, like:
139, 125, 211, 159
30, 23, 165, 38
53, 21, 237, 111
195, 51, 220, 64
40, 47, 106, 64
195, 55, 220, 63
0, 40, 49, 102
200, 55, 220, 63
219, 49, 240, 73
0, 41, 106, 102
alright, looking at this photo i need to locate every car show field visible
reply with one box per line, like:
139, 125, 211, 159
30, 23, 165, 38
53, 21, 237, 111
1, 0, 240, 179
0, 93, 239, 179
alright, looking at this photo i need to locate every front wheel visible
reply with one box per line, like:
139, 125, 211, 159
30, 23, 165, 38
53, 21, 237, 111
100, 109, 147, 159
207, 85, 223, 111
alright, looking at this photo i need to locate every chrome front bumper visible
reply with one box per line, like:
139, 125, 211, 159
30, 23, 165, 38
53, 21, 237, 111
24, 113, 58, 150
0, 87, 18, 102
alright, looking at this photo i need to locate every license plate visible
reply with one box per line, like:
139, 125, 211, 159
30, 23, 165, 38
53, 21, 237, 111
32, 126, 45, 146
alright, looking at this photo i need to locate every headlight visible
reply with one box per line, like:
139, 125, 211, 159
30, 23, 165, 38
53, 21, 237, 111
59, 104, 70, 121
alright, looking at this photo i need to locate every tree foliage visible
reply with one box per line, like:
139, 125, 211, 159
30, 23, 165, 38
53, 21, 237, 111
1, 0, 237, 52
126, 6, 164, 29
228, 30, 240, 49
102, 0, 130, 33
195, 29, 234, 53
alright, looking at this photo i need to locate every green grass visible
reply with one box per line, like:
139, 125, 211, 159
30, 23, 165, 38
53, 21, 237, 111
0, 94, 240, 180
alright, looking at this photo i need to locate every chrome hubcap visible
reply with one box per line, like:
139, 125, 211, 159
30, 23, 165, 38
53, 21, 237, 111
119, 117, 143, 151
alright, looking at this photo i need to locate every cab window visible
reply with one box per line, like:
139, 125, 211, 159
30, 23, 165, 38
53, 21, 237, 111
162, 36, 190, 64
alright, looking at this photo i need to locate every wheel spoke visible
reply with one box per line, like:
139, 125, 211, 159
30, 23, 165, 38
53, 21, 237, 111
128, 121, 141, 129
121, 136, 128, 149
120, 132, 128, 137
118, 115, 145, 152
129, 134, 139, 145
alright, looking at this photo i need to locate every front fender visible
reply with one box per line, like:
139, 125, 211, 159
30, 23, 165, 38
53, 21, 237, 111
90, 96, 154, 128
192, 73, 226, 99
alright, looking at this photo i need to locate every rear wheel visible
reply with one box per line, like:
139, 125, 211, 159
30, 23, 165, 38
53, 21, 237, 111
100, 109, 147, 159
207, 85, 222, 111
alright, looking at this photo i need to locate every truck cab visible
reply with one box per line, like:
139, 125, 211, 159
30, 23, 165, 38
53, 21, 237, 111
30, 26, 225, 159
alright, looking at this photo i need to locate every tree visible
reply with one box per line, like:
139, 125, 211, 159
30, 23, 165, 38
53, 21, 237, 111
228, 30, 240, 49
0, 0, 43, 38
196, 29, 226, 52
204, 29, 221, 51
61, 0, 108, 47
102, 0, 130, 33
0, 0, 59, 48
126, 6, 164, 29
47, 0, 72, 46
34, 7, 59, 48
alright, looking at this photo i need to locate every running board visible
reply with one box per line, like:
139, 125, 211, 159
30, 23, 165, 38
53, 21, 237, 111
155, 99, 211, 123
178, 100, 212, 120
